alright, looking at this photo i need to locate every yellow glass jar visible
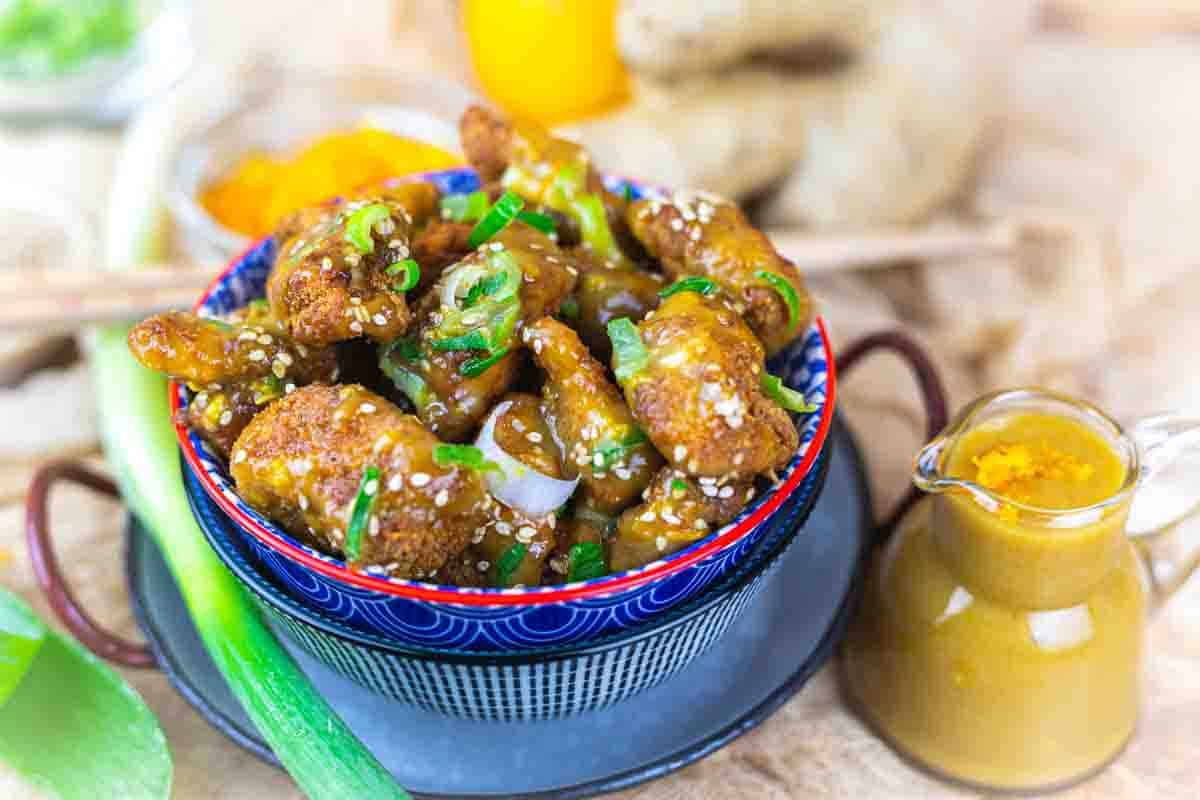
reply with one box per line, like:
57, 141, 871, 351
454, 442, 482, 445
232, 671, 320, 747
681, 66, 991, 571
842, 389, 1200, 791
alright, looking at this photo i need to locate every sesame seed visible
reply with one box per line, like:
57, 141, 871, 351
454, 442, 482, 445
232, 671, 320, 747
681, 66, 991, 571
387, 474, 403, 491
272, 361, 287, 379
694, 519, 708, 530
687, 459, 699, 473
516, 526, 536, 543
285, 383, 296, 394
350, 296, 362, 305
496, 521, 513, 535
477, 560, 490, 572
248, 349, 266, 362
296, 344, 308, 357
656, 536, 668, 552
489, 242, 503, 251
363, 479, 379, 496
258, 334, 273, 345
733, 453, 745, 466
662, 511, 681, 525
702, 486, 718, 497
233, 449, 246, 464
512, 419, 526, 432
321, 257, 333, 271
526, 431, 543, 443
369, 515, 380, 537
434, 489, 449, 507
349, 321, 363, 333
719, 486, 735, 499
640, 511, 657, 523
359, 402, 377, 414
277, 352, 294, 366
372, 313, 387, 326
410, 473, 431, 487
298, 495, 309, 511
673, 445, 687, 462
746, 488, 756, 501
218, 410, 233, 426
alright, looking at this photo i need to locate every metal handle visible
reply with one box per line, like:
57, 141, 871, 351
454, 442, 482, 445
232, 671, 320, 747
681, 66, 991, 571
24, 460, 156, 669
836, 330, 949, 541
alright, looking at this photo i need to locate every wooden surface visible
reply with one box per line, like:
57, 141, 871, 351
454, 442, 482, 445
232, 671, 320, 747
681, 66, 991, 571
2, 1, 1200, 797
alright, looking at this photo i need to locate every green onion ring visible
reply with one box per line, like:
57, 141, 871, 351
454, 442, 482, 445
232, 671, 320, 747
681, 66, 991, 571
495, 542, 528, 587
567, 541, 606, 582
386, 258, 420, 292
607, 318, 648, 383
344, 465, 381, 561
755, 270, 801, 332
461, 347, 511, 378
760, 373, 816, 414
658, 276, 719, 300
468, 191, 525, 248
344, 204, 391, 254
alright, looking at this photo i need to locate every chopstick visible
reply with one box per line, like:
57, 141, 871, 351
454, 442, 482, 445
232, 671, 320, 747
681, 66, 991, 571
0, 220, 1025, 331
0, 264, 216, 332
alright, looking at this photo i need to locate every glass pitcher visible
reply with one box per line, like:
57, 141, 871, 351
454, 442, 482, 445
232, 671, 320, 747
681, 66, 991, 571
841, 388, 1200, 792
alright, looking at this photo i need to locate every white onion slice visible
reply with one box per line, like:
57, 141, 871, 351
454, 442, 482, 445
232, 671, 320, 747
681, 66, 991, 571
476, 400, 579, 516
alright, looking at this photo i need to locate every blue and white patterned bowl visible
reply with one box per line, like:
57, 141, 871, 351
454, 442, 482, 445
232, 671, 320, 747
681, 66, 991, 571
174, 168, 837, 653
184, 443, 832, 720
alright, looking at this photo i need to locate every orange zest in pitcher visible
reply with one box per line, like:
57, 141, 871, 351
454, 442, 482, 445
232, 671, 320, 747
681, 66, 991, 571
973, 441, 1095, 510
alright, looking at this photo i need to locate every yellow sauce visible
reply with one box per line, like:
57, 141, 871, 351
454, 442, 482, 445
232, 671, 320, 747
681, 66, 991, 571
200, 128, 459, 239
843, 410, 1147, 791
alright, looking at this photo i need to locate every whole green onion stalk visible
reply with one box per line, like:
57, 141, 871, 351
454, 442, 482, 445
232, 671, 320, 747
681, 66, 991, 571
90, 98, 409, 799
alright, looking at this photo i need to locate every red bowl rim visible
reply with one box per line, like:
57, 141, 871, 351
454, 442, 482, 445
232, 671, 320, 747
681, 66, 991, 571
174, 240, 837, 607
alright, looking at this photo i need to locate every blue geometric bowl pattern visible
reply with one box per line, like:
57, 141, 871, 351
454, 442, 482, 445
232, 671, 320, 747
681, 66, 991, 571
184, 444, 832, 720
176, 168, 836, 652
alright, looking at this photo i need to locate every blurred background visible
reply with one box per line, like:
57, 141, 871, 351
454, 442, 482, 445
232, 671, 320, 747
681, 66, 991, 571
2, 1, 1200, 797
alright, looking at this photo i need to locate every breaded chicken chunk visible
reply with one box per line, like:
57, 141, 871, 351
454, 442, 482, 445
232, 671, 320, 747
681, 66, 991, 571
379, 224, 578, 441
610, 467, 753, 572
524, 316, 662, 514
627, 192, 813, 356
230, 384, 490, 577
611, 290, 798, 478
267, 182, 438, 346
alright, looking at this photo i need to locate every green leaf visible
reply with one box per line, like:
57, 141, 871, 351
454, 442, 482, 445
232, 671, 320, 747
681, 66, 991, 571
0, 589, 45, 707
0, 588, 170, 800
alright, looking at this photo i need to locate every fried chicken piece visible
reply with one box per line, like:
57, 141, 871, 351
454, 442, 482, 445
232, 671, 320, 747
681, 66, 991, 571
128, 311, 339, 458
524, 317, 662, 514
610, 468, 753, 572
230, 384, 490, 578
460, 105, 632, 268
572, 263, 664, 361
267, 182, 439, 346
410, 220, 474, 297
380, 224, 577, 441
613, 290, 798, 478
627, 192, 813, 356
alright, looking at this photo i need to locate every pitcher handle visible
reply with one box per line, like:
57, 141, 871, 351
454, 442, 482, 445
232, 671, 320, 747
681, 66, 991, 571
1128, 414, 1200, 609
837, 330, 949, 541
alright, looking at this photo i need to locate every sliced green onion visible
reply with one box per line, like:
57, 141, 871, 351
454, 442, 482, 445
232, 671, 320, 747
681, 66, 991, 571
558, 297, 580, 319
430, 329, 491, 352
567, 541, 606, 582
495, 542, 528, 588
671, 478, 688, 494
386, 258, 420, 292
251, 374, 283, 405
468, 191, 524, 248
248, 298, 270, 311
659, 276, 719, 300
384, 336, 421, 363
344, 203, 391, 254
516, 209, 556, 235
461, 347, 510, 378
379, 341, 432, 412
570, 193, 624, 266
622, 184, 634, 203
592, 427, 648, 471
607, 318, 648, 383
433, 444, 500, 473
440, 191, 490, 222
761, 373, 817, 414
463, 270, 511, 309
755, 270, 802, 332
97, 95, 410, 799
344, 466, 380, 562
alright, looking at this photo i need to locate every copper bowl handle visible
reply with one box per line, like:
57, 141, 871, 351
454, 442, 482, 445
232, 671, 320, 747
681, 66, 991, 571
25, 460, 156, 669
837, 330, 949, 540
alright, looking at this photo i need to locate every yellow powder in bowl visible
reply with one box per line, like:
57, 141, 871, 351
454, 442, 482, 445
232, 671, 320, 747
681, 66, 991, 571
200, 128, 460, 239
